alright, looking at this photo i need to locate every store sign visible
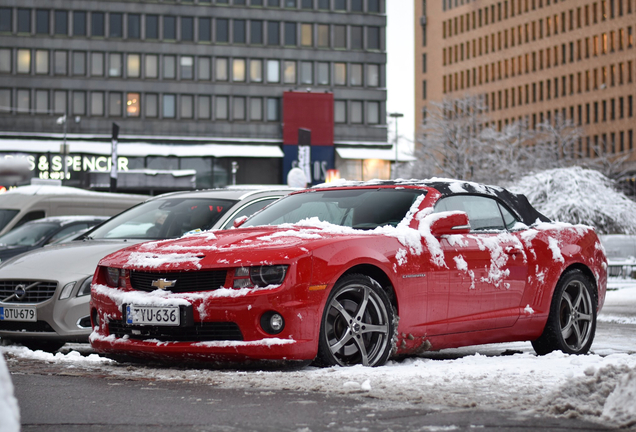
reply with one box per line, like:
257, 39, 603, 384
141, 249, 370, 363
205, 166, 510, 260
1, 154, 130, 180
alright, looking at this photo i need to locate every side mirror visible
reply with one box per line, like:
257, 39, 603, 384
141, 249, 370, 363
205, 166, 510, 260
232, 216, 249, 228
429, 211, 471, 236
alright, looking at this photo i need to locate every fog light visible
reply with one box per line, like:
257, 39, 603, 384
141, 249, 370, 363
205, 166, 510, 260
260, 311, 285, 335
91, 309, 100, 328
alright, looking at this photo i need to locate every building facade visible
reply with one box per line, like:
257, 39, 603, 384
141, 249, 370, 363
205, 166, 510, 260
0, 0, 388, 192
416, 0, 636, 165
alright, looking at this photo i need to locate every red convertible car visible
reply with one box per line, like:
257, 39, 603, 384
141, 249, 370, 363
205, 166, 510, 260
90, 181, 607, 366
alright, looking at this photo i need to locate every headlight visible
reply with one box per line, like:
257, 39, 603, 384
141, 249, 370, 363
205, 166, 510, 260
233, 265, 288, 289
59, 282, 76, 300
104, 267, 127, 288
76, 276, 93, 297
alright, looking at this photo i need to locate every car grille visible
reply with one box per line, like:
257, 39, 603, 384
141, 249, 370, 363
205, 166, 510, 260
0, 320, 55, 333
107, 320, 244, 342
0, 280, 58, 303
129, 270, 228, 293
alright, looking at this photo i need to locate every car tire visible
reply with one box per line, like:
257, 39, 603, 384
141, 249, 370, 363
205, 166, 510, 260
316, 274, 395, 367
532, 269, 597, 356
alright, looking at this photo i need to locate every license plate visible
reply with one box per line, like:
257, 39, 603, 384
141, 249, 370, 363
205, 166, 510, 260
125, 305, 180, 326
0, 306, 37, 322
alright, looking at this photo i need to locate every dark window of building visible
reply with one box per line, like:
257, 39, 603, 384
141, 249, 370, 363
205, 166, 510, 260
216, 18, 229, 42
54, 10, 67, 35
252, 0, 264, 5
36, 10, 49, 34
267, 21, 280, 45
630, 95, 634, 117
0, 8, 12, 33
146, 15, 158, 39
335, 0, 347, 11
18, 9, 30, 33
334, 25, 346, 48
73, 11, 86, 36
250, 20, 263, 44
128, 14, 140, 39
235, 0, 247, 4
351, 26, 363, 49
368, 26, 380, 50
352, 0, 363, 11
91, 12, 104, 37
110, 13, 122, 38
318, 0, 330, 9
284, 0, 297, 7
368, 0, 380, 12
234, 19, 246, 43
163, 16, 176, 40
182, 17, 194, 41
268, 0, 280, 6
301, 0, 313, 9
284, 22, 296, 45
199, 17, 211, 42
422, 53, 427, 73
423, 80, 427, 99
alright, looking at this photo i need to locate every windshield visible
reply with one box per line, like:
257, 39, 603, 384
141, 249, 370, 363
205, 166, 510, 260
243, 188, 426, 230
0, 223, 59, 247
85, 198, 238, 240
0, 209, 19, 232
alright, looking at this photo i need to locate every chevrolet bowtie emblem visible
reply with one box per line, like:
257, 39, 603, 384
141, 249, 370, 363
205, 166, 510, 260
151, 278, 177, 290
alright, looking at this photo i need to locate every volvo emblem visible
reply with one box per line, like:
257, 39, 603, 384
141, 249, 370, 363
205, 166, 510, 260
15, 284, 27, 300
151, 278, 177, 290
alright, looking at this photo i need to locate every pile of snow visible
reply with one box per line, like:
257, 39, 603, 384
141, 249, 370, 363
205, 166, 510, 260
0, 353, 20, 432
510, 167, 636, 234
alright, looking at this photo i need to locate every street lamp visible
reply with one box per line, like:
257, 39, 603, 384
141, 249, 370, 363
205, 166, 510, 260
56, 114, 68, 181
389, 112, 404, 179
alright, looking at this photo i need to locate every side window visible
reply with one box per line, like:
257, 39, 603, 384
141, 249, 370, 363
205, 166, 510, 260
499, 203, 519, 230
434, 195, 507, 231
14, 210, 46, 228
221, 198, 278, 229
47, 223, 90, 244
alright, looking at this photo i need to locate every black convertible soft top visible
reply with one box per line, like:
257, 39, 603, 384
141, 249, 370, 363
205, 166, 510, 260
315, 179, 550, 226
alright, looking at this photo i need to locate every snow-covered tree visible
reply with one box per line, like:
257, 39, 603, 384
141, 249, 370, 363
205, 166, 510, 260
478, 120, 536, 184
510, 166, 636, 234
534, 114, 585, 168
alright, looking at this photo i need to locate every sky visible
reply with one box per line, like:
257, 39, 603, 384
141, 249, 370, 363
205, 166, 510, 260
386, 0, 415, 156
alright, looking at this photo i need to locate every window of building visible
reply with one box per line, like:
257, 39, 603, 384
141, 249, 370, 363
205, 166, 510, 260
334, 62, 346, 85
127, 53, 140, 78
301, 23, 312, 46
250, 97, 262, 120
267, 59, 280, 82
17, 89, 30, 113
179, 17, 193, 42
181, 56, 194, 79
72, 90, 85, 115
367, 64, 380, 87
145, 93, 158, 117
216, 58, 228, 81
252, 0, 264, 6
300, 61, 312, 84
251, 20, 263, 44
35, 50, 49, 74
351, 26, 363, 49
89, 52, 103, 76
17, 49, 31, 74
217, 18, 229, 42
335, 0, 346, 11
53, 11, 67, 36
109, 53, 122, 77
109, 92, 122, 117
0, 49, 11, 73
110, 13, 122, 38
91, 91, 103, 116
54, 51, 66, 75
18, 9, 30, 33
367, 101, 379, 124
284, 0, 297, 7
283, 60, 296, 83
317, 62, 329, 85
334, 25, 346, 48
72, 51, 85, 75
233, 58, 246, 81
163, 94, 175, 118
73, 11, 86, 36
146, 15, 158, 39
317, 24, 329, 47
53, 90, 66, 114
128, 14, 140, 39
267, 97, 279, 121
352, 0, 363, 12
198, 95, 210, 119
351, 101, 363, 123
234, 19, 246, 43
301, 0, 313, 9
163, 16, 176, 40
318, 0, 330, 10
35, 89, 48, 114
199, 17, 211, 42
36, 10, 49, 34
368, 0, 380, 13
91, 12, 104, 37
233, 96, 246, 120
267, 21, 280, 45
368, 27, 380, 50
181, 95, 193, 119
145, 54, 158, 78
216, 96, 228, 120
199, 57, 211, 80
250, 59, 263, 82
0, 89, 10, 113
334, 100, 346, 123
284, 22, 297, 46
163, 55, 176, 79
350, 63, 363, 86
0, 8, 12, 33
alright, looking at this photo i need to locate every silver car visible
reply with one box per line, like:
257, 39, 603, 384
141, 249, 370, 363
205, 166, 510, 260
0, 187, 293, 352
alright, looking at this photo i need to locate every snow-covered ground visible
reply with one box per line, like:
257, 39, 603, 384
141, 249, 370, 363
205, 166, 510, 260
2, 280, 636, 429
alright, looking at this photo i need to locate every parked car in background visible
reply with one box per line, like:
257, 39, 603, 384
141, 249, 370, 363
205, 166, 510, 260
90, 180, 607, 367
0, 216, 108, 263
0, 187, 294, 352
599, 234, 636, 279
0, 184, 146, 236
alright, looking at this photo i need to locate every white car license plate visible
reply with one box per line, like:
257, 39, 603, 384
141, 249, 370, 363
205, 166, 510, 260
126, 305, 180, 326
0, 306, 37, 322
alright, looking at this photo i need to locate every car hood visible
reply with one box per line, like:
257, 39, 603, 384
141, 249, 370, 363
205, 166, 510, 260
0, 240, 144, 281
100, 225, 385, 271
